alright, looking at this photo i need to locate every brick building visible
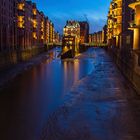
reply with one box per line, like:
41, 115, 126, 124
0, 0, 57, 68
44, 17, 50, 44
79, 21, 89, 44
107, 0, 123, 48
0, 0, 17, 52
89, 25, 107, 45
107, 0, 140, 93
63, 20, 80, 55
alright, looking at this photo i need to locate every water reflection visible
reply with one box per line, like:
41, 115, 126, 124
0, 47, 94, 140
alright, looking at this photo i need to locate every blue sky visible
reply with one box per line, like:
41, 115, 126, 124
32, 0, 111, 34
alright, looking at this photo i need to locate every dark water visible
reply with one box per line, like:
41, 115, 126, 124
0, 47, 94, 140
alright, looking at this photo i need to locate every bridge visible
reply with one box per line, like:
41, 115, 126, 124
47, 42, 62, 46
88, 43, 107, 47
47, 42, 107, 47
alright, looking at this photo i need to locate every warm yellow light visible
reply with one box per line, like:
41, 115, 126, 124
18, 16, 24, 22
63, 46, 69, 52
32, 19, 37, 28
41, 21, 44, 30
107, 0, 123, 46
32, 8, 37, 15
17, 3, 25, 10
17, 16, 24, 28
33, 32, 37, 39
41, 35, 44, 40
18, 22, 24, 28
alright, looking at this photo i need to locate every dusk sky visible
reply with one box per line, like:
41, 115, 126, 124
32, 0, 111, 34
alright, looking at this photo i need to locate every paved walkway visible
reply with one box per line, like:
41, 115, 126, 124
41, 48, 140, 140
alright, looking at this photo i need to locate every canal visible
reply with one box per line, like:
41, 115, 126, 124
0, 47, 95, 140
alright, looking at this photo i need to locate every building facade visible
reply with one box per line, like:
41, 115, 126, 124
107, 0, 140, 93
128, 0, 140, 50
0, 0, 17, 52
44, 17, 50, 44
89, 25, 107, 45
0, 0, 57, 69
128, 0, 140, 71
49, 21, 54, 43
79, 21, 89, 44
54, 31, 60, 43
63, 21, 80, 37
17, 1, 48, 49
107, 0, 123, 47
102, 25, 107, 44
17, 0, 57, 50
62, 20, 80, 55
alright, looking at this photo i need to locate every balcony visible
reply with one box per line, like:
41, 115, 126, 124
129, 0, 140, 9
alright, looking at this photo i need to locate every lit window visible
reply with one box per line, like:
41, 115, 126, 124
17, 16, 24, 28
32, 9, 37, 15
32, 19, 37, 28
33, 32, 37, 39
17, 3, 25, 10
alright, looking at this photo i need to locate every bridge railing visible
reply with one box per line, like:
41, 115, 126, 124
46, 42, 62, 46
88, 43, 107, 47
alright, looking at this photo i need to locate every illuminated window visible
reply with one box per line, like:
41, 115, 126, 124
41, 35, 44, 40
17, 3, 25, 10
41, 21, 44, 28
17, 16, 24, 28
32, 19, 37, 28
32, 9, 37, 15
33, 32, 37, 39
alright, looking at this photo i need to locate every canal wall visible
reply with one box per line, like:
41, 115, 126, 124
107, 47, 140, 95
79, 45, 89, 53
0, 45, 53, 71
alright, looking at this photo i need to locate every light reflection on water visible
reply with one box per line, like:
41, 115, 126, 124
0, 47, 94, 140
